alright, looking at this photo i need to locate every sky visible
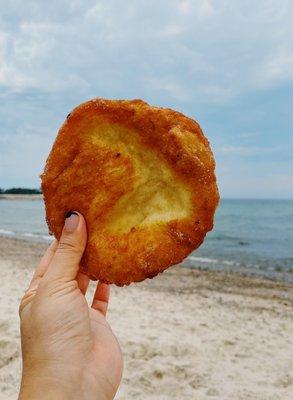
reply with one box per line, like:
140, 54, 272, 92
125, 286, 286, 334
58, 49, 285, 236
0, 0, 292, 198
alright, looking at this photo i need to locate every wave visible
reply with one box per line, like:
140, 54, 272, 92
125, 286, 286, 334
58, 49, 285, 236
188, 256, 241, 267
0, 228, 15, 237
186, 255, 293, 283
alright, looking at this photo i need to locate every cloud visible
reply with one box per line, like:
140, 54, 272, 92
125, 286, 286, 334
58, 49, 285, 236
260, 50, 293, 87
178, 0, 215, 20
0, 0, 292, 197
159, 24, 184, 37
216, 145, 258, 156
215, 145, 278, 156
146, 77, 189, 101
0, 22, 87, 93
216, 158, 293, 199
0, 31, 33, 90
197, 0, 215, 20
0, 129, 55, 188
1, 0, 293, 101
84, 2, 104, 20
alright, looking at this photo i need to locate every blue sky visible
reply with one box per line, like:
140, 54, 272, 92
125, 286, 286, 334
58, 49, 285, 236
0, 0, 292, 198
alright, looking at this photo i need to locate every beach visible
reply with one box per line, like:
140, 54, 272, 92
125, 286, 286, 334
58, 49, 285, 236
0, 236, 292, 399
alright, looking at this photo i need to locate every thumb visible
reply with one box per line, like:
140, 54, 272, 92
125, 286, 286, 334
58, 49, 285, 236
46, 211, 87, 281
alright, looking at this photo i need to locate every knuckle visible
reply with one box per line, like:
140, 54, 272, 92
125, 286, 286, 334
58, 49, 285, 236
57, 238, 83, 254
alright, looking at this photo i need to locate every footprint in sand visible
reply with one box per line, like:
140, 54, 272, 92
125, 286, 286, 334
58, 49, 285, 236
0, 340, 19, 369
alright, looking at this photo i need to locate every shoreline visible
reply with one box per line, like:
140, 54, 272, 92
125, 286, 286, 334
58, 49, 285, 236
0, 234, 292, 284
0, 194, 43, 201
0, 236, 292, 399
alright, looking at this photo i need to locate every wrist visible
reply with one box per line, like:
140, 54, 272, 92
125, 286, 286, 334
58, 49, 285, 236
19, 375, 70, 400
19, 365, 77, 400
19, 367, 111, 400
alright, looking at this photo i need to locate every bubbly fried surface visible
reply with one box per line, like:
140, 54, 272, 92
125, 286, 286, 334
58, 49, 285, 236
41, 98, 219, 285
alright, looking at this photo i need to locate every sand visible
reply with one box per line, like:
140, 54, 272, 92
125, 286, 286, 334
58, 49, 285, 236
0, 236, 292, 399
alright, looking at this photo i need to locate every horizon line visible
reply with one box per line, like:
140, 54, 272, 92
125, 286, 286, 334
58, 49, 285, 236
0, 192, 292, 201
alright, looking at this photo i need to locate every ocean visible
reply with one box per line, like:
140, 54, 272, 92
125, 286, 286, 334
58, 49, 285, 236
0, 198, 292, 282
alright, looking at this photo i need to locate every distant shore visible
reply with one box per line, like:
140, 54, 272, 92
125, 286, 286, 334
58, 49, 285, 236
0, 194, 43, 201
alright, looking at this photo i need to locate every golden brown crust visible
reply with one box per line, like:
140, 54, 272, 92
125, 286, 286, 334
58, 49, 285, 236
41, 98, 219, 286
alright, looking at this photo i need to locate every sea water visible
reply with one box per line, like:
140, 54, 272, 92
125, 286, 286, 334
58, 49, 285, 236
187, 199, 293, 282
0, 198, 292, 281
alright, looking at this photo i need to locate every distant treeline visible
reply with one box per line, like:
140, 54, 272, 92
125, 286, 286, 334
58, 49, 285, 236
0, 187, 42, 194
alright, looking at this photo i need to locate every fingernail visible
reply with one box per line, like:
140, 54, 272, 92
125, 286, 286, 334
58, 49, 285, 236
64, 211, 79, 232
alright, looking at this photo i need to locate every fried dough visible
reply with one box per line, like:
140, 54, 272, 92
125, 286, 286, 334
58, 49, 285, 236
41, 98, 219, 285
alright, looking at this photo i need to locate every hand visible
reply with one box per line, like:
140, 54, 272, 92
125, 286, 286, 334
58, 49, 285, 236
18, 212, 123, 400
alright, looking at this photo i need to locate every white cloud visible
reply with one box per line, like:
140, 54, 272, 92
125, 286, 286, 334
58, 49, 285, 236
0, 61, 31, 91
0, 0, 292, 100
216, 159, 293, 199
215, 144, 291, 157
0, 31, 33, 90
198, 0, 215, 20
178, 0, 215, 20
178, 0, 191, 14
0, 130, 55, 188
260, 50, 293, 87
84, 2, 105, 20
0, 22, 88, 92
146, 77, 190, 101
199, 85, 235, 103
0, 0, 292, 197
216, 145, 256, 156
159, 25, 184, 37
